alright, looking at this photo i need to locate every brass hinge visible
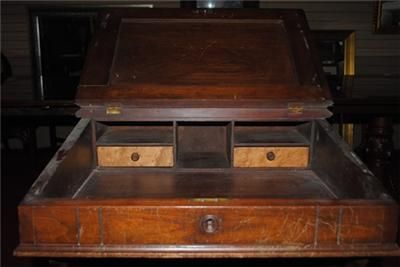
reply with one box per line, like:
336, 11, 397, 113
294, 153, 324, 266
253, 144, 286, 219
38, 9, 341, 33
288, 102, 304, 115
106, 105, 122, 115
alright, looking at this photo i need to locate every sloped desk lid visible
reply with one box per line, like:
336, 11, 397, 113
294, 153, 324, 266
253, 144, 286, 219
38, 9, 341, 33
76, 9, 332, 121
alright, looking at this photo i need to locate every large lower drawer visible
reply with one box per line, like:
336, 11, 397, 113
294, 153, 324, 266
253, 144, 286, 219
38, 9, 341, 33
233, 147, 309, 168
97, 146, 173, 167
16, 200, 399, 257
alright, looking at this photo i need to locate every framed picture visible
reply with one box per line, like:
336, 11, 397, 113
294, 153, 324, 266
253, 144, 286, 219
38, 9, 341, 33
312, 30, 355, 97
375, 1, 400, 33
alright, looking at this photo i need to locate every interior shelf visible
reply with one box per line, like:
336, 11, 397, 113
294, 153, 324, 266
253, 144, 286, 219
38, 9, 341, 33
96, 122, 173, 146
74, 169, 335, 199
234, 122, 311, 146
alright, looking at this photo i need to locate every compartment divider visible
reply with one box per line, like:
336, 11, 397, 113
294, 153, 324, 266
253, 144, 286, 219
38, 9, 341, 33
229, 121, 235, 168
173, 121, 178, 170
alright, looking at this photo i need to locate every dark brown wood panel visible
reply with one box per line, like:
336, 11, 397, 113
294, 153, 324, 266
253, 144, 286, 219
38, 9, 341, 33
16, 201, 399, 257
39, 119, 94, 198
33, 206, 77, 244
234, 124, 310, 145
78, 10, 120, 85
18, 206, 35, 245
340, 206, 398, 244
177, 122, 231, 168
111, 19, 296, 86
75, 170, 334, 199
317, 206, 340, 245
76, 106, 333, 122
102, 206, 315, 245
311, 120, 387, 199
96, 123, 173, 145
76, 8, 332, 118
78, 207, 101, 245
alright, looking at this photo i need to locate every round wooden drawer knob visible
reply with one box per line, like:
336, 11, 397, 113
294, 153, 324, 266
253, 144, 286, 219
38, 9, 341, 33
131, 152, 140, 162
266, 151, 275, 161
200, 215, 219, 234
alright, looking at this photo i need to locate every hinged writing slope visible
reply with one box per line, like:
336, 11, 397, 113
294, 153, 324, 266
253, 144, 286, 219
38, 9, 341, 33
76, 9, 332, 121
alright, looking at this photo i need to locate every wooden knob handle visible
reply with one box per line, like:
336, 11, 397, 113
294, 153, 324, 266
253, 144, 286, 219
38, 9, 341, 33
266, 151, 275, 161
131, 152, 140, 162
200, 215, 219, 234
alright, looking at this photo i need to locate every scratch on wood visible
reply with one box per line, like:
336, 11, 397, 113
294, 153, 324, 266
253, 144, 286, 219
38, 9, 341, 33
314, 205, 320, 247
355, 214, 359, 225
257, 227, 269, 244
199, 40, 217, 59
336, 207, 343, 245
155, 208, 162, 240
293, 221, 314, 242
380, 209, 385, 242
276, 214, 289, 238
76, 208, 81, 246
32, 207, 37, 245
348, 207, 354, 220
123, 230, 127, 244
319, 220, 336, 232
280, 213, 306, 243
233, 217, 253, 231
155, 208, 160, 218
98, 207, 104, 246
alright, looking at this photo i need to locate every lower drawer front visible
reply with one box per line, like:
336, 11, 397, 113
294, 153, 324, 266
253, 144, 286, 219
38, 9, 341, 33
97, 146, 173, 167
101, 207, 315, 245
20, 204, 398, 249
234, 147, 309, 168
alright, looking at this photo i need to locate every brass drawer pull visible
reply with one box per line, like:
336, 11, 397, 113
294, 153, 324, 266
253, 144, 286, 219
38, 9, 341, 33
266, 151, 275, 161
200, 215, 220, 234
131, 152, 140, 162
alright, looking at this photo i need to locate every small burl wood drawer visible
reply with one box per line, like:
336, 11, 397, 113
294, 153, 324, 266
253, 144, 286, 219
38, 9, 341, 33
97, 146, 173, 167
234, 147, 309, 168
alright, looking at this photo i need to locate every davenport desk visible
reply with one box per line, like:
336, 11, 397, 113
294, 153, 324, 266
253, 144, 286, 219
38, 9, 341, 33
15, 9, 400, 258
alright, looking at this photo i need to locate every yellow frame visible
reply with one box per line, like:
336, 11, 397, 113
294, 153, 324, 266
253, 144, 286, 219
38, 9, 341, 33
341, 32, 356, 146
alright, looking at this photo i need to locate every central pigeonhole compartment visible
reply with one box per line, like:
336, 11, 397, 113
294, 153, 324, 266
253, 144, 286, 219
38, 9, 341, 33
176, 122, 232, 168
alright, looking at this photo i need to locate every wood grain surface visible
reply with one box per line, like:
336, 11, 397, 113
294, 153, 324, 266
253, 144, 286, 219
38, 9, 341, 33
16, 201, 400, 258
75, 8, 332, 122
233, 147, 309, 167
97, 146, 173, 167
